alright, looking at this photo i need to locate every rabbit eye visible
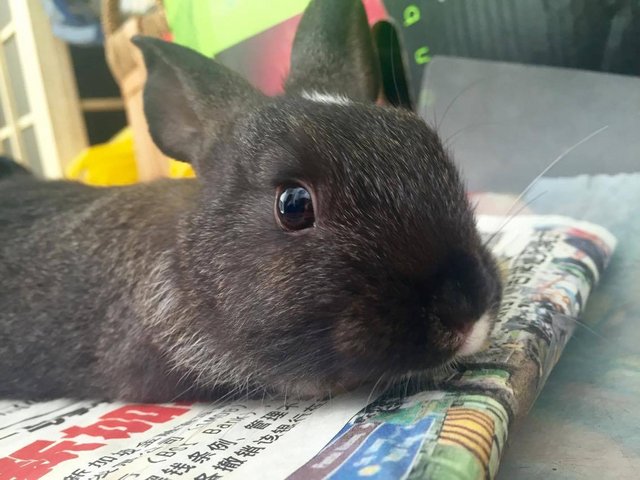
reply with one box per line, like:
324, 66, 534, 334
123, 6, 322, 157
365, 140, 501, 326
276, 185, 315, 231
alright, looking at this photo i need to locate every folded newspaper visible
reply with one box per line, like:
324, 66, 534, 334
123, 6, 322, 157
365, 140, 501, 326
0, 215, 616, 480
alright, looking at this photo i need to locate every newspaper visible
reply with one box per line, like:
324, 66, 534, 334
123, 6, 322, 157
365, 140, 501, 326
0, 215, 616, 480
0, 393, 369, 480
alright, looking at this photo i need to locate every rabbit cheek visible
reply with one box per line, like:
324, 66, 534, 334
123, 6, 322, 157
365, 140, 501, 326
330, 302, 394, 371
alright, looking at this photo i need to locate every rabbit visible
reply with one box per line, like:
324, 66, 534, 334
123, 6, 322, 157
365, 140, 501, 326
0, 0, 501, 402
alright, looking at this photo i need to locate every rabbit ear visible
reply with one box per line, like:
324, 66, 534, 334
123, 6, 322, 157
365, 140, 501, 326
132, 36, 265, 167
285, 0, 380, 102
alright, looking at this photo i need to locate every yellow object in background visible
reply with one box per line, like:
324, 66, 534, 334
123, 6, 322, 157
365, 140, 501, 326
168, 159, 196, 179
65, 128, 195, 186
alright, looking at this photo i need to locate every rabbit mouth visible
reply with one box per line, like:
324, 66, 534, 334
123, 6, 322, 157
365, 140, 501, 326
455, 312, 493, 356
322, 311, 496, 393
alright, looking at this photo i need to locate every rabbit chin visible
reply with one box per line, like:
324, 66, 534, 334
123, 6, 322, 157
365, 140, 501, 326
457, 313, 493, 357
265, 314, 495, 401
268, 378, 362, 400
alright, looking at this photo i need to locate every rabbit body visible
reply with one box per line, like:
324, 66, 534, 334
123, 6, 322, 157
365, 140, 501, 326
0, 0, 501, 401
0, 176, 200, 400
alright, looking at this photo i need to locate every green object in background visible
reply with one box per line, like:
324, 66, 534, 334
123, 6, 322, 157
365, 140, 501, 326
163, 0, 310, 57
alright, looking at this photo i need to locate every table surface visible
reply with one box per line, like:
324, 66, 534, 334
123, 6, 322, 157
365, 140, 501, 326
419, 56, 639, 194
420, 57, 640, 479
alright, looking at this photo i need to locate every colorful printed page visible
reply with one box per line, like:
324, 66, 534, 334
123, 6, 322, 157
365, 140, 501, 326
0, 215, 615, 480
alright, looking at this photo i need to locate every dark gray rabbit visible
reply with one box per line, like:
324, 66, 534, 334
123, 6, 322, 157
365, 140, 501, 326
0, 0, 501, 402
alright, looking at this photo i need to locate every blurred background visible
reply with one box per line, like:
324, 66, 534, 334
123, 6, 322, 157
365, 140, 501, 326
0, 0, 637, 183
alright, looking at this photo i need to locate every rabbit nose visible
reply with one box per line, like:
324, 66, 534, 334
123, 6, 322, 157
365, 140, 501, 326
427, 251, 491, 323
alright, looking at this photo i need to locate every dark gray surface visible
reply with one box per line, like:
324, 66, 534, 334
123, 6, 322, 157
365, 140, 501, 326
418, 56, 640, 193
